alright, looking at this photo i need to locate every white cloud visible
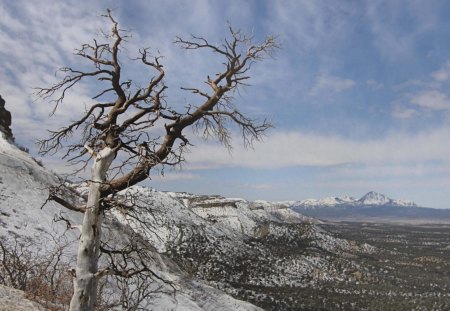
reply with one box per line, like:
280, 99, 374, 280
0, 1, 107, 147
0, 1, 282, 139
185, 127, 450, 169
0, 2, 26, 32
331, 162, 450, 179
410, 90, 450, 110
0, 1, 255, 149
395, 61, 450, 116
431, 60, 450, 82
392, 106, 417, 119
309, 75, 355, 96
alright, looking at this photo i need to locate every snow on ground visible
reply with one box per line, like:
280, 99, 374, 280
0, 133, 82, 245
0, 133, 263, 310
173, 192, 315, 236
2, 132, 371, 310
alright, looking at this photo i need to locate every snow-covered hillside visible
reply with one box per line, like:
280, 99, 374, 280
0, 133, 263, 310
0, 132, 383, 310
0, 133, 83, 244
107, 188, 377, 308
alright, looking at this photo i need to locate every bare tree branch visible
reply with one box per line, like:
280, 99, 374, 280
37, 10, 278, 310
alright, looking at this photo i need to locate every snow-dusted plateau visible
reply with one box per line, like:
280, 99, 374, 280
1, 127, 450, 309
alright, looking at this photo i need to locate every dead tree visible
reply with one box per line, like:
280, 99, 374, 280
37, 10, 278, 311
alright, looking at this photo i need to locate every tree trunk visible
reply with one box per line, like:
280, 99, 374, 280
69, 146, 116, 311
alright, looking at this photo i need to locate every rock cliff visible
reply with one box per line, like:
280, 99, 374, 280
0, 95, 14, 141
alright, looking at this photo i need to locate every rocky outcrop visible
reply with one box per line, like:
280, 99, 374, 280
0, 285, 48, 311
0, 95, 14, 141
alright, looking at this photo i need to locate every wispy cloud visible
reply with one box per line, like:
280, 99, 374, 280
365, 1, 438, 61
309, 75, 355, 96
392, 106, 417, 119
432, 60, 450, 82
185, 128, 450, 169
2, 1, 450, 208
410, 90, 450, 110
267, 1, 357, 51
330, 162, 450, 179
0, 1, 106, 147
0, 2, 216, 147
1, 0, 281, 151
394, 59, 450, 117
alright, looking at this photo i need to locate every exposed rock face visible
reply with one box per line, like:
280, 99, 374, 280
0, 95, 14, 141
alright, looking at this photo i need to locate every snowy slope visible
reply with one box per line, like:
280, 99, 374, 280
0, 133, 263, 311
109, 187, 319, 264
94, 183, 378, 309
172, 192, 316, 236
1, 132, 383, 309
0, 133, 82, 244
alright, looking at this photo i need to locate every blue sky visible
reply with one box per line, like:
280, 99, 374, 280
2, 0, 450, 208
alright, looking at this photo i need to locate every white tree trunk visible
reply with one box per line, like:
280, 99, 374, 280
69, 146, 116, 311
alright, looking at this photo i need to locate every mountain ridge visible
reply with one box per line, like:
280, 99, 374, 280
293, 191, 418, 209
291, 191, 450, 223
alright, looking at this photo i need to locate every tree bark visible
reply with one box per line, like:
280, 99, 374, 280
69, 146, 116, 311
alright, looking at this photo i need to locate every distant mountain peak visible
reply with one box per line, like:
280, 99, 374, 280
293, 191, 417, 209
358, 191, 392, 205
358, 191, 417, 207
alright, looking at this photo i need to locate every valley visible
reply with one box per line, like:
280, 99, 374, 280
308, 222, 450, 311
168, 217, 450, 310
165, 200, 450, 310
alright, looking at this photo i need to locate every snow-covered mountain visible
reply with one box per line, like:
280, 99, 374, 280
291, 191, 450, 223
293, 191, 417, 209
296, 195, 356, 208
358, 191, 416, 207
